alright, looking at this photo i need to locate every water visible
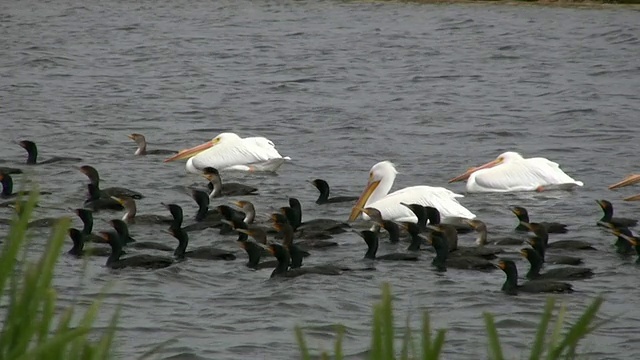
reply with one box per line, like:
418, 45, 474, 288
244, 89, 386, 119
2, 0, 640, 359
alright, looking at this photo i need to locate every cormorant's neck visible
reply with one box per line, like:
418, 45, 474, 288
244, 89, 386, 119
315, 184, 330, 204
173, 229, 189, 259
283, 208, 299, 230
475, 227, 487, 246
501, 269, 519, 294
600, 206, 613, 222
244, 243, 261, 267
288, 245, 304, 269
106, 242, 123, 266
532, 238, 546, 261
364, 236, 378, 260
383, 221, 400, 244
195, 201, 209, 222
525, 254, 542, 279
1, 176, 13, 197
413, 208, 427, 230
426, 208, 441, 225
25, 146, 37, 164
243, 208, 255, 224
288, 201, 303, 228
432, 240, 449, 270
87, 185, 101, 201
407, 232, 422, 251
135, 142, 147, 155
209, 177, 222, 198
69, 236, 84, 256
80, 214, 93, 234
271, 253, 291, 277
279, 224, 295, 246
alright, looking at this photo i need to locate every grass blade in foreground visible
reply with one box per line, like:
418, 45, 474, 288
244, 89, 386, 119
0, 188, 119, 360
296, 283, 607, 360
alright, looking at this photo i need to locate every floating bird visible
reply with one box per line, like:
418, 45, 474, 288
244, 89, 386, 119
497, 259, 573, 295
84, 184, 123, 211
285, 197, 348, 237
109, 219, 173, 252
309, 179, 358, 205
238, 240, 278, 270
362, 208, 403, 244
448, 152, 583, 193
164, 132, 291, 173
19, 140, 81, 165
349, 161, 475, 224
202, 167, 258, 198
98, 230, 174, 270
429, 224, 503, 260
0, 166, 21, 175
358, 230, 419, 261
128, 133, 177, 156
68, 228, 112, 257
465, 220, 524, 246
610, 229, 640, 262
603, 226, 638, 255
1, 172, 51, 199
427, 231, 495, 272
520, 222, 595, 250
596, 200, 637, 228
511, 206, 568, 234
79, 165, 144, 199
271, 213, 338, 250
169, 226, 236, 261
110, 196, 173, 225
74, 208, 105, 243
520, 248, 594, 281
266, 243, 341, 278
526, 236, 582, 266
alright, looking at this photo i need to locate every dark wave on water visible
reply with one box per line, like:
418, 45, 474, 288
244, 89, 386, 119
1, 1, 640, 359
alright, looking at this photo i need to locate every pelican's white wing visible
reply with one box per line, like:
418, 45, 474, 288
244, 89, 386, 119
471, 158, 583, 192
189, 137, 289, 173
365, 186, 476, 222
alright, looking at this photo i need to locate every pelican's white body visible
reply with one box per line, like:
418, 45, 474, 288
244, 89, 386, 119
464, 152, 583, 193
185, 133, 290, 174
359, 161, 476, 223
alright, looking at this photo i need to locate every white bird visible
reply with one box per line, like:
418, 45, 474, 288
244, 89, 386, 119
448, 151, 583, 193
348, 161, 476, 223
164, 132, 291, 174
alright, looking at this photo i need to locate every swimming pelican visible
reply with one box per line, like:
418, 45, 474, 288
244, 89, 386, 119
448, 152, 583, 193
164, 132, 291, 173
348, 161, 476, 223
609, 174, 640, 201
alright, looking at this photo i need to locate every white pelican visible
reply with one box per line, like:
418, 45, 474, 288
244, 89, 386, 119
448, 152, 583, 193
348, 161, 476, 223
609, 174, 640, 201
164, 132, 291, 174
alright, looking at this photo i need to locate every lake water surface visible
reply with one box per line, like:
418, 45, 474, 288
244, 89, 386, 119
1, 1, 640, 359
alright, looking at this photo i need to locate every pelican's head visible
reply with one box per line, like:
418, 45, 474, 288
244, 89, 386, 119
448, 152, 523, 183
164, 132, 242, 162
348, 161, 397, 222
